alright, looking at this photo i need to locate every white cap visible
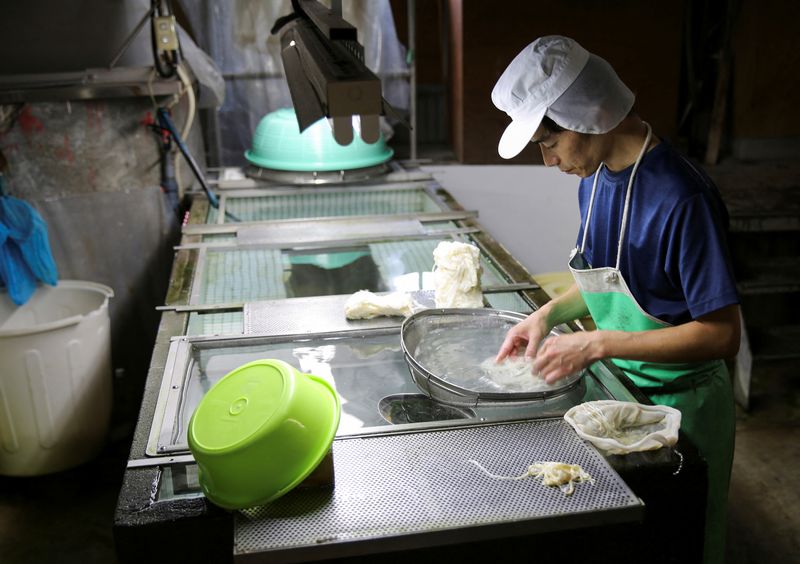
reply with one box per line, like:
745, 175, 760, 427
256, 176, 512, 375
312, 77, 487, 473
491, 36, 635, 159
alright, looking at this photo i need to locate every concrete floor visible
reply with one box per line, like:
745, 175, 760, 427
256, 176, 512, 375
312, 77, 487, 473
0, 365, 797, 564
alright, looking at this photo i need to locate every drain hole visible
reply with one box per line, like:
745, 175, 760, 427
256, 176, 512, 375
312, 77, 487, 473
378, 394, 476, 424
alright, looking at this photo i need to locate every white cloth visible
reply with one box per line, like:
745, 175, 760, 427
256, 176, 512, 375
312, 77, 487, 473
491, 35, 635, 159
344, 290, 416, 319
564, 400, 681, 455
432, 241, 483, 308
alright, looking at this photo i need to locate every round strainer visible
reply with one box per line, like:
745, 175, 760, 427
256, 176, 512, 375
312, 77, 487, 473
400, 309, 584, 407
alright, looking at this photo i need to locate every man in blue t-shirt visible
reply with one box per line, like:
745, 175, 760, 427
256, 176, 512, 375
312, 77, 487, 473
491, 36, 738, 564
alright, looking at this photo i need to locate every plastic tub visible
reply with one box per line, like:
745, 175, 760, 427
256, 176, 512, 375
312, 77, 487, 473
245, 108, 394, 171
188, 359, 340, 510
0, 280, 114, 476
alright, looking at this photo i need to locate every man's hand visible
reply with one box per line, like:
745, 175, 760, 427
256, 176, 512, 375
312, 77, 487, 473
533, 331, 598, 384
495, 310, 552, 363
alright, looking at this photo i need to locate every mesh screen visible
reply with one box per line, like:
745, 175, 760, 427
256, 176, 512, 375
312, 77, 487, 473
235, 419, 641, 556
198, 249, 287, 304
186, 311, 244, 336
208, 189, 441, 223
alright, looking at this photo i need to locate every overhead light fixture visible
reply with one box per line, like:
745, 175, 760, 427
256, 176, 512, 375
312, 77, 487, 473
273, 0, 403, 146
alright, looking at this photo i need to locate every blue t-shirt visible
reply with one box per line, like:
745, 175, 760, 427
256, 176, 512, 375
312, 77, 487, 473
576, 141, 739, 325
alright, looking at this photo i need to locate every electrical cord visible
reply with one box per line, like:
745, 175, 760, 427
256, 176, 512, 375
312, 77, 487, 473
156, 108, 239, 222
173, 63, 195, 201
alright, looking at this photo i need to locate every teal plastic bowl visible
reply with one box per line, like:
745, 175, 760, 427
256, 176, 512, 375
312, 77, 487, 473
245, 108, 394, 171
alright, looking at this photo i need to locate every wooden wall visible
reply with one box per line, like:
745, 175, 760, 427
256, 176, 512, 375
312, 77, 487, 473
448, 0, 684, 164
390, 0, 800, 164
731, 0, 800, 139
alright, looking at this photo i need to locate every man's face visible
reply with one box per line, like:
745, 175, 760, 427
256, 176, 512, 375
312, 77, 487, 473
530, 125, 605, 178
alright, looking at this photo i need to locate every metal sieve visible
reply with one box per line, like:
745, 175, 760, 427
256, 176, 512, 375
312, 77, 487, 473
400, 308, 584, 407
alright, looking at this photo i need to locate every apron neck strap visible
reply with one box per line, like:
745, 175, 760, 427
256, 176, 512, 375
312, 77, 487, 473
578, 122, 653, 270
579, 164, 603, 254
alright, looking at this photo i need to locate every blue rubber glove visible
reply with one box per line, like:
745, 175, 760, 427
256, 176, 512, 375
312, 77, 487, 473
0, 196, 58, 286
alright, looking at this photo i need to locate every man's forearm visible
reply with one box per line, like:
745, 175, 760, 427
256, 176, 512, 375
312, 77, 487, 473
590, 304, 741, 363
538, 283, 590, 327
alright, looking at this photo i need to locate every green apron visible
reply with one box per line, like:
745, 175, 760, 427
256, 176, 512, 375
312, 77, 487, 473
568, 123, 735, 564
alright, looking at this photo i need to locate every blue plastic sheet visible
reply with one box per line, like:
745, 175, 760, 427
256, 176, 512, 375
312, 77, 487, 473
0, 192, 59, 305
0, 221, 38, 305
0, 196, 58, 285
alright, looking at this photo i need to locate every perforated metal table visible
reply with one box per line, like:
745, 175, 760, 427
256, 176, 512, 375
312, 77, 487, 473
234, 419, 643, 562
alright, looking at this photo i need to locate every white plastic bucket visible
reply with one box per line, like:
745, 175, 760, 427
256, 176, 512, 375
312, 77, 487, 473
0, 280, 114, 476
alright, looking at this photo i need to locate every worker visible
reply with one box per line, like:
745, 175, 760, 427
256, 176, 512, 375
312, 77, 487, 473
492, 36, 738, 564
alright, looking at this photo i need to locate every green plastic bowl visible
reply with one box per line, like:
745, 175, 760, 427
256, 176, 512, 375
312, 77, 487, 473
187, 359, 341, 510
244, 108, 394, 171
